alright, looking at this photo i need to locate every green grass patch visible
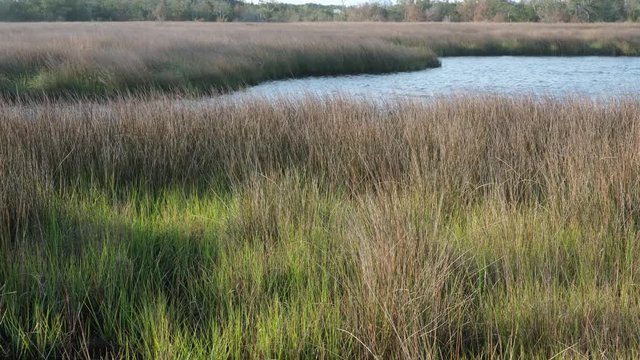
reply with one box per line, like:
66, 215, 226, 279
3, 180, 640, 357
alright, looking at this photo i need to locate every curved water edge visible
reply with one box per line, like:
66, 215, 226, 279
4, 57, 639, 116
228, 56, 640, 101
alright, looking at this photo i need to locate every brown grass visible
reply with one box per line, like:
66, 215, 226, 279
3, 95, 640, 357
2, 95, 640, 235
1, 22, 639, 98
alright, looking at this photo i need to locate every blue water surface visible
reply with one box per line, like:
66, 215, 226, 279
235, 57, 640, 100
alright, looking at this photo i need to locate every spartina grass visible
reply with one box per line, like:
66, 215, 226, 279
344, 192, 480, 359
1, 22, 639, 99
3, 96, 640, 357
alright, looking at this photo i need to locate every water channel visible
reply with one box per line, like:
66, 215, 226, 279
234, 56, 640, 100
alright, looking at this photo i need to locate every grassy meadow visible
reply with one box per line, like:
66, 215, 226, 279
1, 22, 640, 99
3, 95, 640, 358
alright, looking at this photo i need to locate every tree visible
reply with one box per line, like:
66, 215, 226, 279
456, 0, 527, 22
153, 0, 166, 20
530, 0, 570, 22
566, 0, 626, 22
628, 0, 640, 20
592, 0, 625, 21
397, 0, 429, 21
425, 1, 458, 21
567, 0, 595, 21
404, 2, 426, 21
346, 3, 389, 21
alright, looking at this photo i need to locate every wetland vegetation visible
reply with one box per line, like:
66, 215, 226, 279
2, 22, 640, 359
4, 96, 640, 358
1, 22, 640, 99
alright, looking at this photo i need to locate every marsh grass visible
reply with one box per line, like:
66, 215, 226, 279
383, 22, 640, 57
2, 96, 640, 358
0, 22, 439, 100
1, 22, 640, 99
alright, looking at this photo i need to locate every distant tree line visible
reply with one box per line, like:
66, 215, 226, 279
347, 0, 640, 22
0, 0, 638, 22
0, 0, 341, 21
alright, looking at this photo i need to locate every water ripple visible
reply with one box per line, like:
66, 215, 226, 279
232, 56, 640, 101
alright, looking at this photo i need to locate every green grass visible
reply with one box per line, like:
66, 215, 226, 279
1, 182, 354, 358
4, 179, 640, 358
4, 96, 640, 357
